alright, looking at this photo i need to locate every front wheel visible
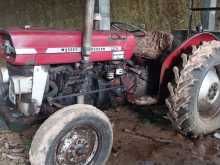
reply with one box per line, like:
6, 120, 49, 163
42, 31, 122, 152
29, 104, 113, 165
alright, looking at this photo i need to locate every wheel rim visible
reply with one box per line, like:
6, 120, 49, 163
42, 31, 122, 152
55, 125, 99, 165
198, 67, 220, 119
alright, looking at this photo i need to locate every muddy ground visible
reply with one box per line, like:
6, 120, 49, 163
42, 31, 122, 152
0, 106, 220, 165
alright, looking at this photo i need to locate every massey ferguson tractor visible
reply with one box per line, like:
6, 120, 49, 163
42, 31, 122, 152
0, 0, 220, 164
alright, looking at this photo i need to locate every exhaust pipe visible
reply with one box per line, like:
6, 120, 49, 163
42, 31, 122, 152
78, 0, 95, 104
82, 0, 95, 63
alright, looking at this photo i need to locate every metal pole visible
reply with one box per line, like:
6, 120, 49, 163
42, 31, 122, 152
209, 0, 217, 31
202, 0, 217, 31
95, 0, 110, 31
98, 0, 110, 31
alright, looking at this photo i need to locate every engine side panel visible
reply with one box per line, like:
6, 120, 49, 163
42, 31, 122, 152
0, 28, 136, 65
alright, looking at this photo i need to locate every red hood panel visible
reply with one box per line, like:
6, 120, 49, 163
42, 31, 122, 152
0, 28, 136, 65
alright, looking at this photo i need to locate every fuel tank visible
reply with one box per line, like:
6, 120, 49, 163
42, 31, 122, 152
0, 27, 136, 65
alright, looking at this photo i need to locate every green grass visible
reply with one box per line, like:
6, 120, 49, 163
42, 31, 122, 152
0, 0, 193, 31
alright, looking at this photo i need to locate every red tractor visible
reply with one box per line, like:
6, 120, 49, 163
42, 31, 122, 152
0, 0, 220, 164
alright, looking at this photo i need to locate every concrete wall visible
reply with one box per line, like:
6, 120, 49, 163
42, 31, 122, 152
0, 0, 198, 31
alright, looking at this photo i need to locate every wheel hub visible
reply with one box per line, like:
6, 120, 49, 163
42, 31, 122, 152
207, 83, 219, 101
198, 68, 220, 118
56, 126, 99, 165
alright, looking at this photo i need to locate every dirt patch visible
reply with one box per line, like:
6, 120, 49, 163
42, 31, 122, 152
0, 106, 220, 165
0, 131, 29, 165
105, 107, 220, 165
106, 106, 220, 165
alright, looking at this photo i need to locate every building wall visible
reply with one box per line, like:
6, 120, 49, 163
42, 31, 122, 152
0, 0, 198, 31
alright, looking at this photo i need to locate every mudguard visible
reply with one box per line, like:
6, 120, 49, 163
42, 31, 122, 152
160, 32, 218, 85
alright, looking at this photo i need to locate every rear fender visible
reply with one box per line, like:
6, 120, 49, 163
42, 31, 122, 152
159, 33, 218, 85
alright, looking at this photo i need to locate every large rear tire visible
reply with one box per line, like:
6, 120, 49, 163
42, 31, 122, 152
29, 104, 113, 165
166, 41, 220, 136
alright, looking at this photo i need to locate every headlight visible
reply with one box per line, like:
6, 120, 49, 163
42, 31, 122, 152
3, 40, 15, 55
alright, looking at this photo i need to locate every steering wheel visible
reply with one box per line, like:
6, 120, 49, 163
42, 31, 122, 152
111, 22, 146, 37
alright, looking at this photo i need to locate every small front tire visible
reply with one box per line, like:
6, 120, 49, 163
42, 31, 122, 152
29, 104, 113, 165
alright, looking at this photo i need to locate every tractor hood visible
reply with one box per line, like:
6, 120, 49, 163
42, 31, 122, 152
0, 27, 136, 65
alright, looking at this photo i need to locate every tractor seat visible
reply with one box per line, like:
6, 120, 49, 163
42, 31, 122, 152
134, 31, 174, 60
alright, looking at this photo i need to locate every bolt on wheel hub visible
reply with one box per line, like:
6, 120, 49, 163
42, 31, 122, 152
207, 82, 219, 101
